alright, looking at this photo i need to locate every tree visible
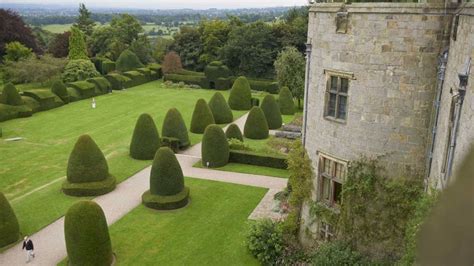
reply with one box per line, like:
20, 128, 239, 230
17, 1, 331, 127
3, 41, 32, 62
169, 26, 203, 70
130, 113, 161, 160
110, 14, 143, 46
74, 3, 96, 36
130, 35, 152, 64
202, 125, 229, 168
208, 92, 233, 124
62, 59, 100, 83
244, 107, 269, 140
3, 55, 67, 84
152, 37, 173, 62
162, 51, 183, 74
272, 7, 309, 54
161, 108, 190, 148
0, 192, 20, 248
228, 76, 252, 110
88, 26, 115, 58
198, 19, 230, 66
68, 26, 88, 60
48, 31, 71, 58
260, 94, 282, 129
0, 9, 41, 59
274, 46, 305, 108
190, 99, 215, 134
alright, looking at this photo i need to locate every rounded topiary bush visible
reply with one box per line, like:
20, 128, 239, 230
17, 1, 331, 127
130, 113, 161, 160
208, 92, 233, 124
2, 83, 23, 106
63, 135, 116, 196
260, 94, 282, 129
225, 123, 243, 142
142, 147, 189, 210
278, 86, 295, 115
116, 49, 144, 72
228, 76, 252, 110
0, 192, 20, 248
51, 80, 69, 103
204, 61, 231, 81
162, 108, 190, 148
244, 107, 269, 140
190, 99, 215, 134
202, 125, 229, 168
64, 200, 113, 266
62, 59, 100, 83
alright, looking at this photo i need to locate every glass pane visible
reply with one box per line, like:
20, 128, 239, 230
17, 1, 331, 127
322, 176, 330, 201
323, 158, 332, 175
337, 96, 347, 120
340, 78, 349, 93
333, 181, 343, 205
330, 76, 338, 92
327, 93, 337, 117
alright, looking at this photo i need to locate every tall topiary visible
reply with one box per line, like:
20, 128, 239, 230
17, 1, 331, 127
278, 86, 295, 115
51, 80, 69, 103
190, 99, 215, 134
228, 76, 252, 110
202, 125, 229, 168
64, 201, 113, 266
162, 108, 190, 148
68, 26, 88, 60
260, 94, 282, 129
142, 147, 189, 210
208, 92, 233, 124
130, 113, 161, 160
225, 123, 243, 141
0, 192, 20, 248
244, 107, 269, 139
2, 83, 23, 106
116, 49, 144, 72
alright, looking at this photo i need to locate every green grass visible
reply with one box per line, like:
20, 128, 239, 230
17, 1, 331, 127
193, 160, 289, 178
58, 178, 265, 265
0, 81, 247, 236
40, 24, 74, 34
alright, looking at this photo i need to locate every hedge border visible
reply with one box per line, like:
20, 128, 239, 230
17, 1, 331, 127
62, 175, 116, 197
142, 187, 190, 210
229, 150, 287, 169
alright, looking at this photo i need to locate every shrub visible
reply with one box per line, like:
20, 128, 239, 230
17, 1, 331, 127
246, 219, 284, 265
163, 74, 205, 87
260, 94, 282, 129
2, 83, 23, 106
148, 63, 163, 78
122, 71, 148, 87
0, 103, 32, 122
101, 60, 115, 74
225, 123, 243, 141
278, 86, 295, 115
22, 96, 40, 113
312, 241, 368, 266
228, 138, 251, 151
228, 76, 252, 110
248, 79, 279, 94
176, 69, 205, 76
204, 61, 231, 81
0, 192, 20, 248
229, 150, 288, 169
190, 99, 215, 134
87, 77, 111, 94
274, 46, 305, 108
251, 97, 260, 107
130, 113, 161, 160
116, 49, 144, 72
64, 201, 113, 266
201, 125, 229, 168
68, 26, 88, 60
22, 89, 63, 111
142, 147, 189, 210
208, 92, 233, 124
215, 77, 232, 90
162, 108, 190, 148
51, 80, 69, 103
162, 51, 183, 74
62, 59, 100, 83
67, 81, 96, 99
3, 41, 32, 61
105, 73, 131, 90
2, 55, 67, 84
244, 107, 269, 139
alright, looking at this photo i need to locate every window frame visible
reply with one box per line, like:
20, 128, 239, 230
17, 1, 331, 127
319, 221, 334, 242
323, 70, 353, 123
317, 153, 347, 208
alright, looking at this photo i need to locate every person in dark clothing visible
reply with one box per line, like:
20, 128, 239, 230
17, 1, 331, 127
22, 236, 35, 263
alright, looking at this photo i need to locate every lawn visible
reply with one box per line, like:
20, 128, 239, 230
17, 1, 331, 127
193, 160, 290, 178
40, 24, 74, 33
0, 81, 247, 236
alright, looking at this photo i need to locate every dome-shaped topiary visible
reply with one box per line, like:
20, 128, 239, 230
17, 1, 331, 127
244, 107, 269, 139
278, 86, 295, 115
2, 83, 23, 106
64, 201, 113, 266
260, 94, 282, 129
0, 192, 20, 248
51, 80, 69, 103
142, 147, 189, 210
225, 123, 243, 141
208, 92, 233, 124
162, 108, 190, 148
202, 125, 229, 168
228, 76, 252, 110
190, 99, 215, 134
63, 135, 116, 196
116, 49, 144, 72
130, 113, 161, 160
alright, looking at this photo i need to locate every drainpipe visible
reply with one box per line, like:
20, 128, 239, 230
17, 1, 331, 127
302, 41, 312, 149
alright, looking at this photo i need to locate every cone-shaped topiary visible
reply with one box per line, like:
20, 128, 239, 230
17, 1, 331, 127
190, 99, 215, 134
244, 107, 269, 139
278, 86, 295, 115
208, 92, 233, 124
0, 192, 20, 248
225, 123, 243, 141
142, 147, 189, 210
202, 125, 229, 168
63, 135, 116, 196
51, 80, 69, 103
162, 108, 190, 148
130, 113, 161, 160
228, 76, 252, 110
260, 94, 282, 129
2, 83, 23, 106
116, 49, 144, 72
64, 201, 113, 266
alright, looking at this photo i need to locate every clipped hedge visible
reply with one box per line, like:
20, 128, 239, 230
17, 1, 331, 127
248, 79, 279, 94
215, 77, 232, 90
116, 49, 144, 72
123, 71, 148, 87
67, 81, 96, 99
278, 86, 296, 115
87, 77, 112, 94
62, 175, 117, 197
260, 94, 282, 129
136, 68, 154, 81
22, 96, 41, 113
164, 74, 206, 87
162, 108, 190, 148
202, 125, 229, 168
204, 61, 231, 81
176, 69, 205, 76
208, 92, 233, 124
91, 57, 106, 74
130, 113, 161, 160
148, 63, 163, 79
66, 87, 81, 102
105, 73, 132, 90
225, 123, 243, 141
101, 60, 115, 75
22, 89, 63, 111
228, 76, 252, 110
64, 201, 113, 266
244, 107, 269, 140
251, 97, 260, 107
0, 103, 32, 122
51, 80, 69, 103
2, 83, 23, 106
190, 99, 215, 134
229, 150, 288, 169
160, 136, 180, 153
0, 192, 20, 248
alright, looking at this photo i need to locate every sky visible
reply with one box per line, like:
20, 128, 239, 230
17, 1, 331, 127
2, 0, 308, 9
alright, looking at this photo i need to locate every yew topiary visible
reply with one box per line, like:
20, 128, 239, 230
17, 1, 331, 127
244, 107, 269, 139
202, 125, 229, 168
208, 92, 233, 124
228, 76, 252, 110
130, 113, 161, 160
2, 83, 23, 106
0, 192, 20, 248
260, 94, 282, 129
51, 80, 69, 103
64, 201, 113, 266
190, 99, 215, 134
225, 123, 243, 141
278, 86, 295, 115
162, 108, 190, 148
116, 49, 144, 72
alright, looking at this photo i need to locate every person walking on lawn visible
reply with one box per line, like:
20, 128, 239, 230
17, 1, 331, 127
22, 236, 35, 263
